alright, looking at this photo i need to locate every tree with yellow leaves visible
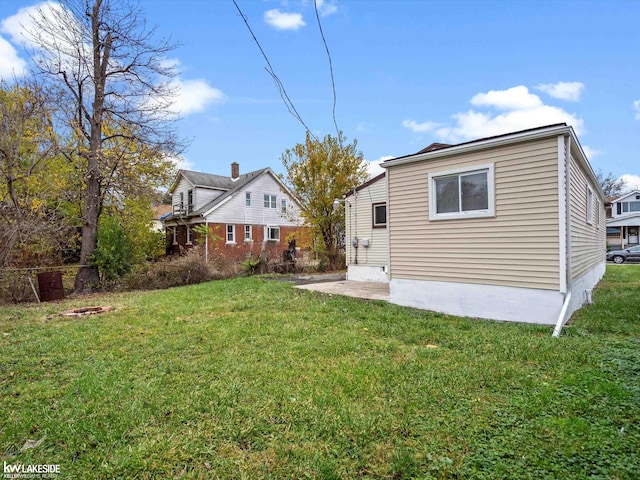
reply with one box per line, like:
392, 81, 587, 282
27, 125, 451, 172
281, 132, 368, 270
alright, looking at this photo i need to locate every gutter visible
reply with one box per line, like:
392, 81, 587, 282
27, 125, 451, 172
553, 133, 573, 337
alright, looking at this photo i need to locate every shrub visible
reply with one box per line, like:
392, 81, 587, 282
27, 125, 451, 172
118, 247, 217, 291
92, 216, 137, 282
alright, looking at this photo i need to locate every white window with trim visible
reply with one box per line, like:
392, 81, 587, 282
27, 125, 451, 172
244, 225, 252, 241
172, 226, 178, 245
245, 192, 251, 207
226, 224, 236, 244
372, 202, 387, 228
281, 199, 287, 214
586, 185, 594, 225
266, 225, 280, 241
428, 164, 495, 221
186, 226, 193, 244
264, 194, 277, 208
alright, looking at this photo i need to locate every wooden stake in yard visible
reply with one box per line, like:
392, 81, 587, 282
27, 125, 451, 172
28, 275, 41, 304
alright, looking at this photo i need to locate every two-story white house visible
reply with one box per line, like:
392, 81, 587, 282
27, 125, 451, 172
606, 189, 640, 249
163, 163, 305, 261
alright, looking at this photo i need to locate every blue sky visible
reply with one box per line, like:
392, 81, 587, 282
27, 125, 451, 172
1, 0, 639, 188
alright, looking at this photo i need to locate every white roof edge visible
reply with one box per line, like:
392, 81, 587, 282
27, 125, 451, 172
382, 124, 605, 201
381, 125, 572, 169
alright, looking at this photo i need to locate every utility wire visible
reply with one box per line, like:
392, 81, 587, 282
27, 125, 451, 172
313, 0, 342, 146
232, 0, 319, 142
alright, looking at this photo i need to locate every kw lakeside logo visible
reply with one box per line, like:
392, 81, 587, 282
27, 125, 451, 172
3, 462, 60, 479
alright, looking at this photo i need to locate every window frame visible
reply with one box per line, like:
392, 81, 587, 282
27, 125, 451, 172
187, 189, 194, 213
264, 194, 277, 209
586, 185, 594, 225
428, 164, 495, 221
244, 225, 252, 242
186, 226, 193, 245
245, 192, 251, 207
372, 202, 387, 228
281, 199, 287, 214
226, 224, 236, 244
172, 226, 178, 245
266, 225, 280, 241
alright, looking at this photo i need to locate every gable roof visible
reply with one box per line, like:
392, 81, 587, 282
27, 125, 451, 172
166, 167, 301, 220
169, 169, 240, 193
346, 172, 386, 198
609, 189, 640, 203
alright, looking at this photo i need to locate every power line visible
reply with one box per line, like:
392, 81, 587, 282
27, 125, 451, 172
313, 0, 342, 145
231, 0, 318, 142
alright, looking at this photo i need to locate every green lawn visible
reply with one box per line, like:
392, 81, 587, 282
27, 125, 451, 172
1, 266, 638, 479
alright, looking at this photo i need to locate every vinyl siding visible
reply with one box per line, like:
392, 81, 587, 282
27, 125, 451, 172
204, 171, 300, 227
388, 137, 560, 290
569, 151, 606, 281
346, 176, 388, 267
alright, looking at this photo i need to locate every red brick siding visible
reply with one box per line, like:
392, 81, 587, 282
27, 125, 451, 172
167, 223, 306, 261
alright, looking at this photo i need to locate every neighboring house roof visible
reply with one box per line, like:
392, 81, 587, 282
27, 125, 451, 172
609, 189, 640, 203
415, 142, 451, 154
168, 169, 245, 193
346, 172, 385, 198
165, 167, 300, 221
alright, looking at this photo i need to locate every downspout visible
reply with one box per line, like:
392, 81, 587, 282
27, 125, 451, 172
553, 134, 573, 337
205, 221, 209, 263
353, 187, 358, 265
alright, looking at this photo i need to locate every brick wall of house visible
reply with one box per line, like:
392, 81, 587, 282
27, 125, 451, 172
167, 223, 306, 262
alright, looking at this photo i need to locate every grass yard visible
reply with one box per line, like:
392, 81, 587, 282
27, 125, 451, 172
1, 266, 639, 479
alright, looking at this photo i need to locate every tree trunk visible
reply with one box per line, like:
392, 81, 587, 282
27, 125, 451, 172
74, 167, 101, 292
73, 0, 109, 293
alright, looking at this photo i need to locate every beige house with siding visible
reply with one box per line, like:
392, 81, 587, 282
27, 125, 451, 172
345, 173, 389, 282
379, 123, 605, 328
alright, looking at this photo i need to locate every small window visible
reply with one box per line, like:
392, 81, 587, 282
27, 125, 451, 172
226, 224, 235, 243
264, 194, 277, 208
281, 199, 287, 214
266, 226, 280, 241
587, 186, 594, 225
186, 226, 193, 244
245, 192, 251, 207
179, 191, 184, 210
244, 225, 252, 241
187, 189, 194, 212
428, 164, 494, 220
372, 202, 387, 228
172, 226, 178, 245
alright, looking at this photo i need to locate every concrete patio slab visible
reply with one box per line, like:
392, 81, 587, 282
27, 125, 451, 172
294, 280, 390, 301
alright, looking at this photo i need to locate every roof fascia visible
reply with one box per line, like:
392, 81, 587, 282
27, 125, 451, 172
168, 170, 194, 194
382, 125, 572, 169
612, 190, 640, 203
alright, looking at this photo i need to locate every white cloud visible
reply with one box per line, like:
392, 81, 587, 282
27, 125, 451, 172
315, 0, 338, 16
264, 9, 306, 30
634, 100, 640, 120
0, 35, 26, 78
404, 85, 585, 143
471, 85, 542, 110
401, 119, 440, 133
620, 174, 640, 191
536, 81, 585, 101
170, 78, 225, 116
1, 1, 68, 48
170, 154, 195, 171
363, 155, 393, 179
582, 145, 602, 159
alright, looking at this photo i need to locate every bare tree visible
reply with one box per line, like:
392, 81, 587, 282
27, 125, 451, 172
26, 0, 182, 292
596, 169, 627, 199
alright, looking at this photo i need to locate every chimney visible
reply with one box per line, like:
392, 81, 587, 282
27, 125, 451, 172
231, 162, 239, 180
